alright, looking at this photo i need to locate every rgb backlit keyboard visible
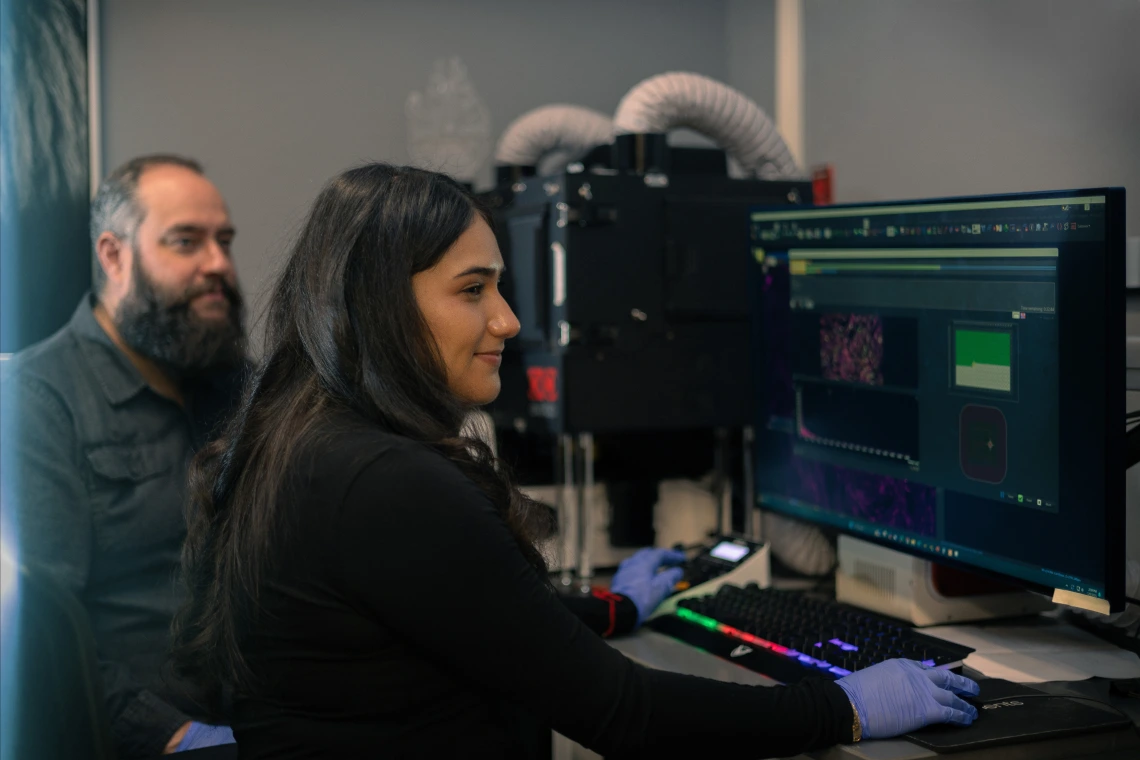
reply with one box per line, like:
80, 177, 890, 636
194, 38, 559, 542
647, 583, 974, 684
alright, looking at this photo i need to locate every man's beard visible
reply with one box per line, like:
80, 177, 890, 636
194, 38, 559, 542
114, 255, 246, 376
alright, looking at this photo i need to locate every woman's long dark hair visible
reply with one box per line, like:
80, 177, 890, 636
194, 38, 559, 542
171, 164, 553, 715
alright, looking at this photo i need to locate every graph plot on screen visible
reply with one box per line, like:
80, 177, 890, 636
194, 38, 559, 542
954, 328, 1011, 392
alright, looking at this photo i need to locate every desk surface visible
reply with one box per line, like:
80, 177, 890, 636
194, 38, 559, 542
606, 629, 1140, 760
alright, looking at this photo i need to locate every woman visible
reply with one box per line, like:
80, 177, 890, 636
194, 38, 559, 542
172, 164, 978, 758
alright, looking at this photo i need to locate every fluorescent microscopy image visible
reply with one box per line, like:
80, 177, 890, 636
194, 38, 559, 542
820, 313, 884, 386
788, 457, 937, 537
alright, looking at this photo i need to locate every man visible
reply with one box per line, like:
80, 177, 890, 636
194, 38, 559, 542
1, 155, 245, 757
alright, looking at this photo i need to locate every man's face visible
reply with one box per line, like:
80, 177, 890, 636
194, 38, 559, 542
111, 165, 245, 374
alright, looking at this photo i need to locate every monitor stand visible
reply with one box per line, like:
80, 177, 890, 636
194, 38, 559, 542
835, 536, 1054, 626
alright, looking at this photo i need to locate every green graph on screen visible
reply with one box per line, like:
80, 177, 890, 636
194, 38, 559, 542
955, 329, 1011, 392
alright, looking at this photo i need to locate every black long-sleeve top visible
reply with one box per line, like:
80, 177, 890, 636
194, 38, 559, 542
233, 415, 853, 758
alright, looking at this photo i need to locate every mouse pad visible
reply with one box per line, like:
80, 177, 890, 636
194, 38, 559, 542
904, 678, 1133, 753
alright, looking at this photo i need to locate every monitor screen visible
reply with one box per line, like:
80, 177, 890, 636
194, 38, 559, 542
750, 189, 1126, 612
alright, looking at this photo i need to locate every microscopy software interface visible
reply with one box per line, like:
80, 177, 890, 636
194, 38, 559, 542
752, 194, 1109, 599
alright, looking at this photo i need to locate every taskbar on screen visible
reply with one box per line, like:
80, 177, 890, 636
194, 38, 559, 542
758, 493, 1105, 602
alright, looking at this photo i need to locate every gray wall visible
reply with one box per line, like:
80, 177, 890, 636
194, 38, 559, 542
101, 0, 730, 329
100, 0, 1136, 570
99, 0, 1138, 323
803, 0, 1139, 235
800, 0, 1139, 559
725, 0, 776, 119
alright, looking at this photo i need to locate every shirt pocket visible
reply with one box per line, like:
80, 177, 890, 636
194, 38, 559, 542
86, 442, 188, 554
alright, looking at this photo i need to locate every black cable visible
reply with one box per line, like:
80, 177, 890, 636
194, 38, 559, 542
1127, 596, 1140, 606
1127, 425, 1140, 468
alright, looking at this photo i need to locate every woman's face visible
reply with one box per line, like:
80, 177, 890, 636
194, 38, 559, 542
412, 217, 521, 405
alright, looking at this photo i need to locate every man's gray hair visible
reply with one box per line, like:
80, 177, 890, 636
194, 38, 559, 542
90, 154, 204, 291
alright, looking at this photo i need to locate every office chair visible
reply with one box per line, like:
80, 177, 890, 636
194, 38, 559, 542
1, 561, 241, 760
3, 562, 117, 759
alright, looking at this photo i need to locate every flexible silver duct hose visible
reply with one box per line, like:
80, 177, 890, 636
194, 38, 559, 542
460, 410, 497, 458
494, 104, 614, 174
765, 512, 836, 576
613, 72, 800, 179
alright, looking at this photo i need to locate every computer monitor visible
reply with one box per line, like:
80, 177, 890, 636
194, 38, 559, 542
749, 189, 1127, 613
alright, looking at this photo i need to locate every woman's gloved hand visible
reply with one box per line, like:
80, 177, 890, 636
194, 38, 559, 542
836, 659, 979, 739
609, 547, 686, 627
176, 722, 236, 752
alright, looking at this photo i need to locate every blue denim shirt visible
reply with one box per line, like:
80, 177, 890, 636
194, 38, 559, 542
0, 295, 243, 758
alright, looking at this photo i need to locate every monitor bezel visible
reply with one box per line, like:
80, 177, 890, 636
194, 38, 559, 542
748, 187, 1126, 613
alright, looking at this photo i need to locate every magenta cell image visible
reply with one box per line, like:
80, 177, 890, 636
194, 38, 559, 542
787, 457, 937, 537
820, 313, 884, 386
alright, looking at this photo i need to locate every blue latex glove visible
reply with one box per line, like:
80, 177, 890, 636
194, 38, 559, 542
610, 547, 686, 627
176, 721, 235, 752
836, 659, 979, 740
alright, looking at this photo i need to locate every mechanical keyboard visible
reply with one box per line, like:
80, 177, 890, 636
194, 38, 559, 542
646, 583, 975, 684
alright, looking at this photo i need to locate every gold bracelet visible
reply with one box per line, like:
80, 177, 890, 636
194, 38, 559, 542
847, 698, 862, 742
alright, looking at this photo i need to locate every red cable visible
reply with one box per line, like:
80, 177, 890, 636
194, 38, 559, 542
591, 587, 622, 638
